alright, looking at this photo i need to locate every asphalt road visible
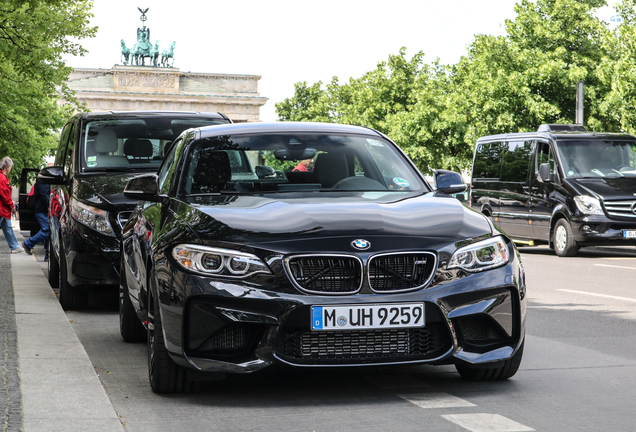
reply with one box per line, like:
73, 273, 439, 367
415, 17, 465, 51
60, 245, 636, 432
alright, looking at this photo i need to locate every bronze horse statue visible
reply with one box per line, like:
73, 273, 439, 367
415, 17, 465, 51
120, 40, 130, 65
150, 41, 160, 67
131, 27, 152, 66
161, 41, 175, 67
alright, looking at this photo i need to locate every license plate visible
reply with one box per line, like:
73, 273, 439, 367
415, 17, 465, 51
311, 303, 425, 331
624, 230, 636, 238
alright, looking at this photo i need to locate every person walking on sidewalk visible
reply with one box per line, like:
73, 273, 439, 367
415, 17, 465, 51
22, 169, 50, 260
0, 156, 24, 253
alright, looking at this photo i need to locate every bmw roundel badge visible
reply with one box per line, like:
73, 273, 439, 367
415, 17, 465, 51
351, 239, 371, 250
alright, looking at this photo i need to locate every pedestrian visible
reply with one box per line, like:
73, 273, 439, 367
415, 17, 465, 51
22, 166, 50, 260
0, 156, 24, 253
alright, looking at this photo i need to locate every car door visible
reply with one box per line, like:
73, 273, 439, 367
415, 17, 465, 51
529, 140, 561, 240
18, 168, 42, 235
49, 119, 77, 260
497, 140, 534, 239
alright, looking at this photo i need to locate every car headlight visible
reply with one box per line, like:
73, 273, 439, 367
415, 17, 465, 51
70, 199, 115, 236
448, 236, 510, 272
574, 195, 604, 215
172, 245, 272, 277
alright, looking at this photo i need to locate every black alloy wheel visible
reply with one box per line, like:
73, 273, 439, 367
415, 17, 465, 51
57, 245, 88, 310
48, 244, 59, 288
455, 340, 524, 381
119, 260, 146, 343
147, 274, 192, 393
553, 219, 579, 257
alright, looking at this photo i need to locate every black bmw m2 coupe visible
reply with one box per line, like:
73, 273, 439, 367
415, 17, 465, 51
120, 122, 526, 393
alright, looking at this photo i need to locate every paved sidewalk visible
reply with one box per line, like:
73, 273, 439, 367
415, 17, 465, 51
2, 227, 124, 432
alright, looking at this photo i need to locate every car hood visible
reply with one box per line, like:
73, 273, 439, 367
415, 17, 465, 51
74, 172, 146, 209
568, 177, 636, 200
183, 192, 492, 249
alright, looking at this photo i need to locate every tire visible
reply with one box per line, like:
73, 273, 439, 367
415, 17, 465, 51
147, 277, 192, 393
119, 265, 146, 343
553, 219, 579, 257
48, 246, 60, 288
456, 341, 524, 381
58, 246, 88, 310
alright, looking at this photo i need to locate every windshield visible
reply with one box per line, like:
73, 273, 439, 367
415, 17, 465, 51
179, 133, 426, 196
557, 140, 636, 178
80, 117, 227, 172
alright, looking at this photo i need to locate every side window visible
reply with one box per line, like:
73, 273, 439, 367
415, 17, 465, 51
63, 124, 76, 178
500, 141, 533, 182
55, 122, 73, 167
536, 141, 556, 175
473, 142, 506, 180
157, 139, 182, 195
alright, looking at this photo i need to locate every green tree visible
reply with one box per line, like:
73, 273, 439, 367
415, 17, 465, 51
0, 0, 96, 183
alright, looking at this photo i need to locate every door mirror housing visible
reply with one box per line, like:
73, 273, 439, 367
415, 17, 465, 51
123, 174, 162, 202
38, 166, 65, 185
539, 163, 554, 182
434, 169, 467, 195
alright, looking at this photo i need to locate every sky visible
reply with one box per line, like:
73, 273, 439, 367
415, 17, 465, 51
66, 0, 621, 122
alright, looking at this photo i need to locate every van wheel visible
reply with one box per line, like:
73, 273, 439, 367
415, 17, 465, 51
119, 265, 146, 343
58, 246, 88, 310
456, 341, 524, 381
554, 219, 579, 257
147, 276, 192, 393
48, 247, 59, 288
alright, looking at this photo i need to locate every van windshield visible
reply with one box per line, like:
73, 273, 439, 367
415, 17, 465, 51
557, 140, 636, 178
80, 117, 227, 172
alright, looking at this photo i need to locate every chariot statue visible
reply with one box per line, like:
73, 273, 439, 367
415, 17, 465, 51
119, 7, 176, 68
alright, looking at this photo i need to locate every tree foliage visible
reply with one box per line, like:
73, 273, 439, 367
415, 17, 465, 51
276, 0, 636, 174
0, 0, 96, 183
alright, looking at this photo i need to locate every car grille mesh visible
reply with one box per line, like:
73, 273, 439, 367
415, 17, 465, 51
604, 199, 636, 219
287, 256, 362, 294
368, 253, 436, 292
277, 324, 448, 364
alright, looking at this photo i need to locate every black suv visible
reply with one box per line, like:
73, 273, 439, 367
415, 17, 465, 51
470, 124, 636, 256
39, 111, 232, 309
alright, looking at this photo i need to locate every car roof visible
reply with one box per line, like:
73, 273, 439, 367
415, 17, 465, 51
196, 121, 384, 138
476, 130, 636, 144
79, 111, 230, 120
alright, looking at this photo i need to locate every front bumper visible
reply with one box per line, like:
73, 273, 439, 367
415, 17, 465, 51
66, 218, 120, 288
158, 257, 526, 374
570, 216, 636, 246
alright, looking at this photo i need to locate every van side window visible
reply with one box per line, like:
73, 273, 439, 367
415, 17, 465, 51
62, 124, 76, 178
55, 123, 73, 167
501, 141, 533, 182
473, 142, 506, 180
537, 142, 556, 176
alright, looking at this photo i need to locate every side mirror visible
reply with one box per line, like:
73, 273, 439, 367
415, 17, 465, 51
123, 174, 162, 202
38, 166, 65, 185
434, 169, 467, 195
255, 165, 275, 179
539, 163, 553, 182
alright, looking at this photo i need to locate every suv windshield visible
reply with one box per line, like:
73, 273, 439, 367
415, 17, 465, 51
179, 133, 426, 196
557, 140, 636, 178
81, 117, 226, 171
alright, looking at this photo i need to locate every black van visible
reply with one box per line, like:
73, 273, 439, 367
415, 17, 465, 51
38, 111, 232, 309
470, 124, 636, 256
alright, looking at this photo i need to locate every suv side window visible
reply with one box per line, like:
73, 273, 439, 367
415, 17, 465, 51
536, 141, 557, 177
55, 122, 73, 167
157, 138, 183, 195
473, 142, 506, 180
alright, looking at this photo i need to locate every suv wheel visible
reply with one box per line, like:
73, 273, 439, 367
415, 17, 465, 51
147, 276, 192, 393
58, 246, 88, 310
119, 262, 145, 343
455, 341, 524, 381
553, 219, 579, 257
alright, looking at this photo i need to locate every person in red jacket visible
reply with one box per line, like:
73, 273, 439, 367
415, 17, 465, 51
0, 157, 24, 253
